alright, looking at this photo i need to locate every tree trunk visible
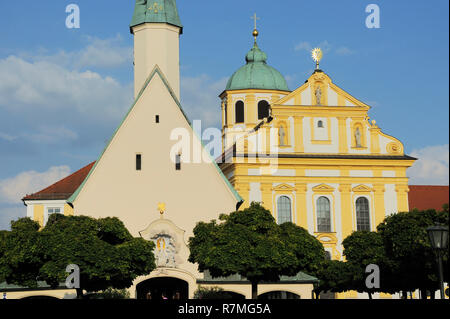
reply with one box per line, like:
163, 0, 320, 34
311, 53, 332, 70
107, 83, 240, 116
251, 281, 258, 300
420, 288, 427, 300
76, 288, 84, 299
368, 292, 372, 299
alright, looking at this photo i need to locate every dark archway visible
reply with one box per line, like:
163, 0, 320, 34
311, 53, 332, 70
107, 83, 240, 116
258, 291, 300, 299
136, 277, 189, 300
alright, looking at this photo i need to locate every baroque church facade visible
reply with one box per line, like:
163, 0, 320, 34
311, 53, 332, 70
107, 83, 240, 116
8, 0, 416, 299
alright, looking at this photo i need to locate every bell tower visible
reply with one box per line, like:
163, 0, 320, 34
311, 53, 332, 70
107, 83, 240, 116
130, 0, 183, 99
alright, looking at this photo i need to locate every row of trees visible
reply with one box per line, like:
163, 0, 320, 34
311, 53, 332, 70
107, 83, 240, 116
1, 203, 448, 299
315, 206, 449, 299
0, 214, 155, 298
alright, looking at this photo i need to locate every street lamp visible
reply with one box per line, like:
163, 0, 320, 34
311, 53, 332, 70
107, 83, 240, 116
427, 224, 449, 299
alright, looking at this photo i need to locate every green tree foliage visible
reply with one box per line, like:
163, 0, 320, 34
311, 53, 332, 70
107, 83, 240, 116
342, 231, 392, 298
376, 209, 449, 298
0, 215, 156, 298
0, 218, 45, 288
85, 287, 131, 299
188, 202, 325, 299
193, 286, 238, 299
314, 259, 352, 296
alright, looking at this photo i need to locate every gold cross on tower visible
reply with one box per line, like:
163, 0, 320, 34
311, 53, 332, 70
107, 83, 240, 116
251, 13, 260, 41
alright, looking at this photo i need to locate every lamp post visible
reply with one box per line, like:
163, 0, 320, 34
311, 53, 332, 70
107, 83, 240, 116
427, 224, 449, 299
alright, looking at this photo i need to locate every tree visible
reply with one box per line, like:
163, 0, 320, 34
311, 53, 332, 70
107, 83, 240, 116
188, 202, 325, 299
377, 209, 449, 299
0, 215, 156, 299
0, 218, 45, 288
342, 231, 393, 298
39, 214, 156, 298
314, 259, 353, 297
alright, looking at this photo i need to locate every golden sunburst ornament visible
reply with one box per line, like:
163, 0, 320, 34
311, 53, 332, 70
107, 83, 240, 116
311, 48, 323, 70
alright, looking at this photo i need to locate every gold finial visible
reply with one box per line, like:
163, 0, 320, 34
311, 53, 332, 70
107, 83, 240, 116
157, 203, 166, 218
251, 13, 260, 41
311, 48, 323, 70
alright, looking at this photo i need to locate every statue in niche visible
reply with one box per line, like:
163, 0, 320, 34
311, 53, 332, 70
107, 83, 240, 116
315, 86, 322, 105
279, 126, 286, 146
355, 127, 362, 147
153, 234, 177, 268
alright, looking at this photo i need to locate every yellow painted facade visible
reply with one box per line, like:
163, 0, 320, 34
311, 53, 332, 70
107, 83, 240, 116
219, 70, 416, 299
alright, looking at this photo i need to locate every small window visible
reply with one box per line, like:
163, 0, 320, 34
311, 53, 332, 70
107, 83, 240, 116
258, 100, 270, 120
235, 101, 244, 123
176, 154, 181, 171
48, 207, 61, 215
318, 120, 324, 128
136, 154, 142, 171
156, 115, 160, 123
45, 207, 62, 225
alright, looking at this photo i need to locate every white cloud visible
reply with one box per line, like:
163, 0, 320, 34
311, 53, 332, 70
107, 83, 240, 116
408, 144, 449, 185
295, 41, 354, 57
23, 126, 78, 144
294, 41, 332, 54
25, 35, 133, 70
0, 55, 132, 121
295, 41, 312, 52
0, 166, 71, 204
0, 205, 25, 230
180, 74, 228, 128
0, 132, 17, 141
336, 46, 355, 56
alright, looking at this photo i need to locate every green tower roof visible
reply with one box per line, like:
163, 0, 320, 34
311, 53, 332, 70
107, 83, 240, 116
226, 41, 289, 92
130, 0, 183, 33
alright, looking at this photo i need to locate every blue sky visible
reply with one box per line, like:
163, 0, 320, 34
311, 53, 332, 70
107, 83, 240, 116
0, 0, 448, 229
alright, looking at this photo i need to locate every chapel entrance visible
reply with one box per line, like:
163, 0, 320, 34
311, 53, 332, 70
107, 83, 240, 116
136, 277, 189, 300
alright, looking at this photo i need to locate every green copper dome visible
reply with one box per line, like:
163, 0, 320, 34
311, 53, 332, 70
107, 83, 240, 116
226, 41, 289, 91
130, 0, 183, 33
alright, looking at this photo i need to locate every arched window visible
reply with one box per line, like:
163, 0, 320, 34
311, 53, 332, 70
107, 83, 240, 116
235, 101, 244, 123
356, 197, 370, 231
318, 120, 324, 128
317, 197, 331, 232
277, 196, 292, 224
258, 100, 270, 120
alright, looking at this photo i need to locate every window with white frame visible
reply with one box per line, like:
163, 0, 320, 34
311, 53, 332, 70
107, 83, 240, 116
356, 197, 371, 231
45, 207, 62, 225
317, 196, 331, 232
277, 196, 292, 224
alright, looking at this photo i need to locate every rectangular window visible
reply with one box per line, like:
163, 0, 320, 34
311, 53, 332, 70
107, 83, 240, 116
136, 154, 142, 171
176, 154, 181, 171
156, 115, 160, 123
45, 207, 62, 225
48, 207, 61, 215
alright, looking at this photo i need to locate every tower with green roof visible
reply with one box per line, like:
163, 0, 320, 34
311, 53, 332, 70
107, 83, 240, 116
130, 0, 183, 99
220, 28, 291, 152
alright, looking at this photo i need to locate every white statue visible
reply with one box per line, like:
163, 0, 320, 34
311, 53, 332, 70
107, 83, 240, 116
315, 86, 322, 105
355, 128, 362, 147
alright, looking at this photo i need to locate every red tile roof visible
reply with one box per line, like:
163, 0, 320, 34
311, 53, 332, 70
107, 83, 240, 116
22, 162, 95, 201
408, 185, 449, 211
